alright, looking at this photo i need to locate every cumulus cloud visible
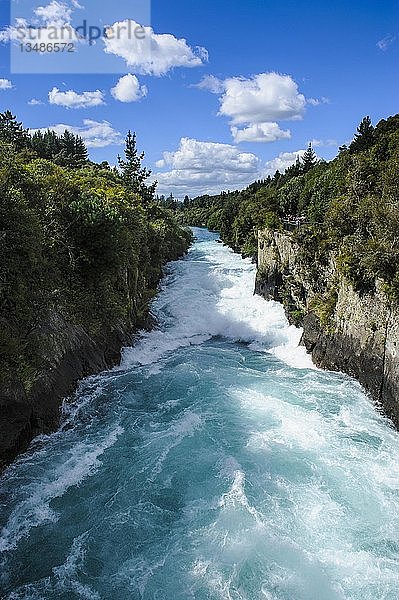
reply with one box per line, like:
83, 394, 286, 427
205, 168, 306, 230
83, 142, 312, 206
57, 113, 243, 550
231, 122, 291, 144
219, 73, 306, 125
48, 87, 105, 108
103, 19, 208, 76
28, 98, 44, 105
31, 119, 123, 147
111, 74, 147, 102
0, 78, 13, 89
377, 34, 397, 51
263, 149, 307, 177
154, 140, 321, 196
155, 137, 260, 196
195, 72, 314, 143
0, 1, 81, 48
34, 0, 73, 27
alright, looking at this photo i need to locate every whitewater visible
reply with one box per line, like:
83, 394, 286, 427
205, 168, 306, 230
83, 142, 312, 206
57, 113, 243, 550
1, 227, 399, 599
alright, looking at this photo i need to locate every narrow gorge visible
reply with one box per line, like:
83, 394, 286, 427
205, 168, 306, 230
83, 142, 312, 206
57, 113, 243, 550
2, 229, 399, 599
1, 0, 398, 595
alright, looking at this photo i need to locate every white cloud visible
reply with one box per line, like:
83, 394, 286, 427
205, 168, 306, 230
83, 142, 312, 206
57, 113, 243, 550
377, 34, 397, 51
111, 74, 147, 102
34, 1, 73, 27
195, 72, 312, 144
311, 138, 338, 148
231, 122, 291, 144
28, 98, 44, 105
155, 140, 322, 196
48, 87, 105, 108
0, 1, 80, 48
219, 73, 306, 125
103, 19, 208, 76
31, 119, 123, 147
0, 78, 13, 89
263, 149, 307, 177
307, 96, 330, 106
193, 75, 225, 94
154, 137, 260, 196
380, 34, 397, 50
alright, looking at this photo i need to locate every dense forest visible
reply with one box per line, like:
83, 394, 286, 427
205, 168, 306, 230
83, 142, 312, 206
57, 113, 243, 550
0, 111, 191, 395
179, 114, 399, 303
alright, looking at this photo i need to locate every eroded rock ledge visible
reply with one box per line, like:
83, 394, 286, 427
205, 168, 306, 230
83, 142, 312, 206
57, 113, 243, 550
0, 313, 145, 472
255, 229, 399, 427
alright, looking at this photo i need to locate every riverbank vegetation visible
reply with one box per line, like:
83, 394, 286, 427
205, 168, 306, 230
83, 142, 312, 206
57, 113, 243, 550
0, 112, 191, 390
179, 114, 399, 302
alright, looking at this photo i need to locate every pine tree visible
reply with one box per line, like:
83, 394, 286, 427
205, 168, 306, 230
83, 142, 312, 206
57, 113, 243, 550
0, 111, 29, 150
349, 116, 374, 153
31, 129, 87, 165
51, 130, 88, 168
61, 130, 76, 156
117, 131, 157, 204
43, 130, 62, 159
301, 143, 318, 173
30, 131, 47, 157
285, 156, 302, 177
166, 193, 178, 210
73, 135, 88, 166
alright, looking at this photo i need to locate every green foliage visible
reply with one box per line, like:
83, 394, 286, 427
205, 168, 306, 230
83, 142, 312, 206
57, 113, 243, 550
301, 143, 319, 173
179, 113, 399, 304
118, 131, 157, 204
309, 287, 339, 332
0, 110, 90, 168
0, 117, 191, 390
0, 111, 29, 150
349, 116, 374, 153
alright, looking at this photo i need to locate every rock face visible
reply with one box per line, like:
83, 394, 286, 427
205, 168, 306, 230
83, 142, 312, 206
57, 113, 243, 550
256, 229, 399, 427
0, 313, 139, 472
0, 250, 184, 472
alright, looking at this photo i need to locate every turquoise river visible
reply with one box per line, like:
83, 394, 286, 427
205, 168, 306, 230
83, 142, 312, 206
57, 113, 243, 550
1, 228, 399, 599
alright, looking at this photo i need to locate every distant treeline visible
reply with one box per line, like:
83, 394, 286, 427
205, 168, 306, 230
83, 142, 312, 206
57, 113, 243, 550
178, 114, 399, 302
0, 110, 90, 168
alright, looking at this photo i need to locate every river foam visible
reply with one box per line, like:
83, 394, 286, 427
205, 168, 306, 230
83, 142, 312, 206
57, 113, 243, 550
1, 228, 399, 600
121, 228, 314, 371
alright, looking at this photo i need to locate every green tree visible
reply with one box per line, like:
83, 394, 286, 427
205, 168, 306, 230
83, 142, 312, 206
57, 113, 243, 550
0, 111, 29, 150
350, 116, 374, 153
56, 130, 88, 168
118, 131, 157, 204
301, 143, 318, 173
30, 128, 88, 167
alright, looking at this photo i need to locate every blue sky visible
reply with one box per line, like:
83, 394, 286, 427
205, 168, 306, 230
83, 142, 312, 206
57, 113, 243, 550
0, 0, 398, 197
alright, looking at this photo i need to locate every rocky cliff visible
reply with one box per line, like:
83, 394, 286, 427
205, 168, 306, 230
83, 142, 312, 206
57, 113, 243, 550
255, 228, 399, 427
0, 315, 135, 472
0, 251, 188, 473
